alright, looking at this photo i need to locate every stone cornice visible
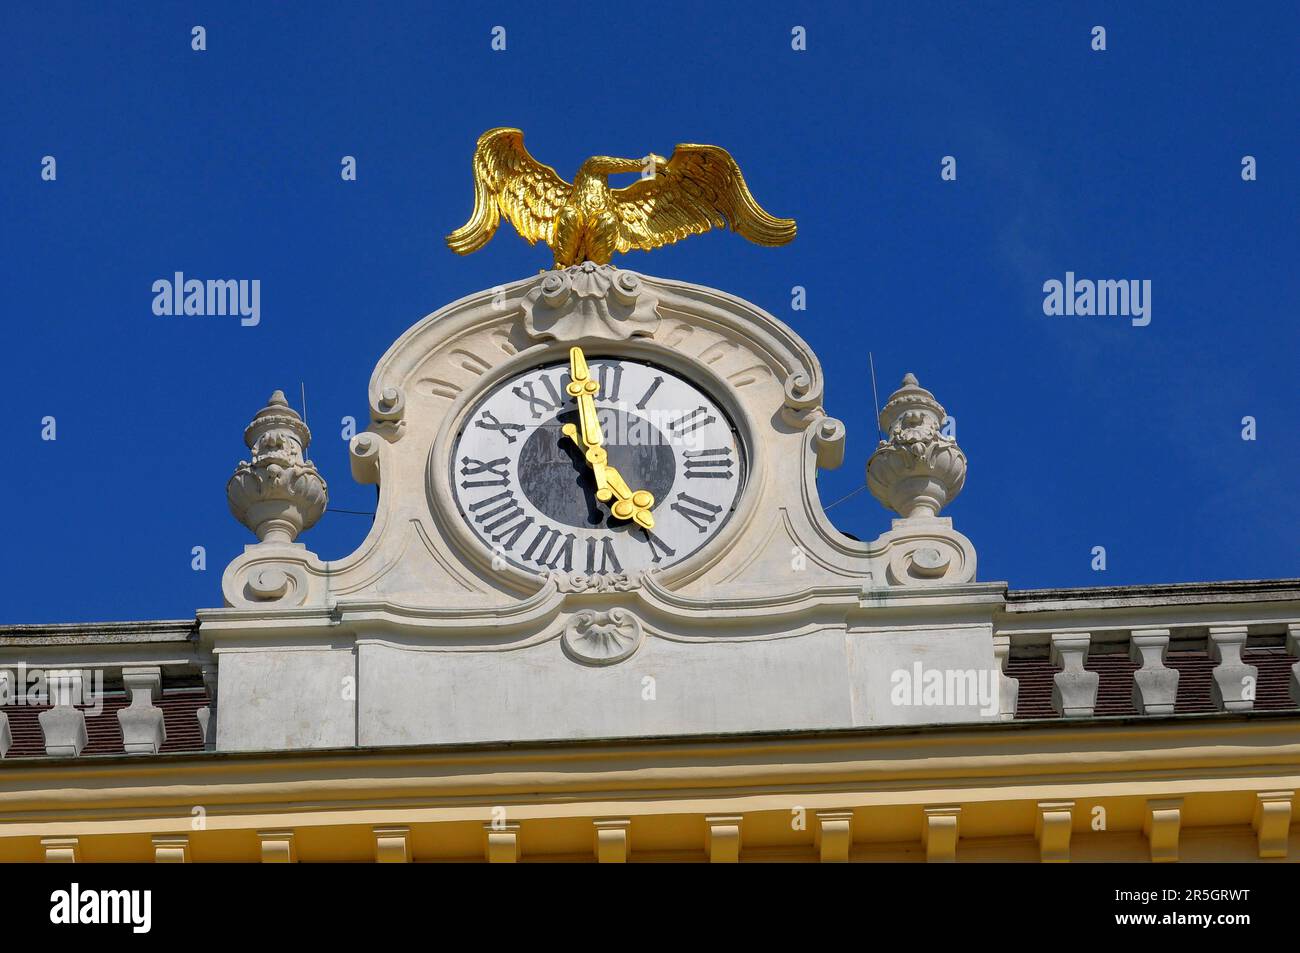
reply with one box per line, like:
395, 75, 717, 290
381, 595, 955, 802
0, 620, 197, 645
999, 578, 1300, 640
195, 577, 1010, 651
0, 713, 1298, 822
1006, 578, 1300, 610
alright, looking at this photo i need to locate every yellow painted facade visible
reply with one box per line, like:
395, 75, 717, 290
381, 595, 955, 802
2, 715, 1295, 863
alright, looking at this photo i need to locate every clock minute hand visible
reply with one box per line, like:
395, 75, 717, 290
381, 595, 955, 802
562, 346, 656, 531
565, 346, 603, 449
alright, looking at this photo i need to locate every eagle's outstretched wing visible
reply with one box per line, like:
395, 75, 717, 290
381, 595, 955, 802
446, 128, 573, 254
610, 144, 796, 254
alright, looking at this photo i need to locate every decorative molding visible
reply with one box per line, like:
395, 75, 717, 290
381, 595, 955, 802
226, 391, 327, 545
220, 543, 328, 610
485, 822, 520, 863
42, 837, 80, 863
1252, 791, 1293, 859
782, 370, 823, 428
152, 835, 190, 863
549, 571, 641, 594
814, 811, 854, 863
922, 806, 961, 863
561, 608, 644, 666
6, 717, 1300, 863
257, 830, 297, 863
593, 818, 631, 863
1144, 798, 1183, 863
349, 432, 382, 485
369, 384, 407, 442
705, 815, 743, 863
410, 520, 484, 595
811, 416, 845, 470
522, 263, 661, 341
1034, 801, 1074, 863
879, 518, 976, 587
204, 576, 1008, 654
374, 826, 411, 863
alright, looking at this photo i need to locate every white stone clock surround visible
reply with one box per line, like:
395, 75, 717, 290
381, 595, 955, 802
446, 355, 748, 576
203, 264, 992, 752
433, 343, 760, 587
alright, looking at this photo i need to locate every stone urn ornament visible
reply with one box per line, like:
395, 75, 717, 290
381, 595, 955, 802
867, 374, 967, 519
226, 390, 328, 544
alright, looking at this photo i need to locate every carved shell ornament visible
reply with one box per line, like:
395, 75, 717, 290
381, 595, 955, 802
521, 262, 661, 340
562, 608, 645, 665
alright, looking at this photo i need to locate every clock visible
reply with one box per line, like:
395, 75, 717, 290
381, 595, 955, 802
450, 350, 746, 575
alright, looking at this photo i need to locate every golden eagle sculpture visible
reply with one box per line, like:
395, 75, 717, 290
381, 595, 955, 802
446, 127, 796, 268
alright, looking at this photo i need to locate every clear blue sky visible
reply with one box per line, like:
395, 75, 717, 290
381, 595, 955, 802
2, 2, 1296, 623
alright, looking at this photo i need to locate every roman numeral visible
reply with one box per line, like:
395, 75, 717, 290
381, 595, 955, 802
584, 535, 622, 573
669, 406, 716, 437
458, 456, 510, 489
474, 410, 525, 444
671, 492, 723, 533
521, 525, 575, 571
683, 447, 733, 479
468, 490, 534, 550
635, 375, 664, 410
593, 362, 623, 403
640, 529, 676, 564
512, 374, 565, 419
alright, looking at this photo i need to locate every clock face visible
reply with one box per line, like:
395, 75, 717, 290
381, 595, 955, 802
450, 356, 745, 575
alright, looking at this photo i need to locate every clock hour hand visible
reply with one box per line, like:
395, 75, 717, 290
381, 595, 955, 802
602, 466, 655, 530
561, 422, 609, 492
560, 424, 655, 530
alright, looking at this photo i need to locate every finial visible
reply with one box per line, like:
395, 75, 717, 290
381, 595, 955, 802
866, 374, 966, 519
226, 390, 328, 544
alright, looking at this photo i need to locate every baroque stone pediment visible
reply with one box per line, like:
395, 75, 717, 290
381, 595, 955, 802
213, 267, 978, 643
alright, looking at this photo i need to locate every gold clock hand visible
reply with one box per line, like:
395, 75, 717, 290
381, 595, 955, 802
562, 347, 655, 529
561, 423, 609, 492
603, 466, 656, 530
561, 425, 655, 529
565, 346, 603, 449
